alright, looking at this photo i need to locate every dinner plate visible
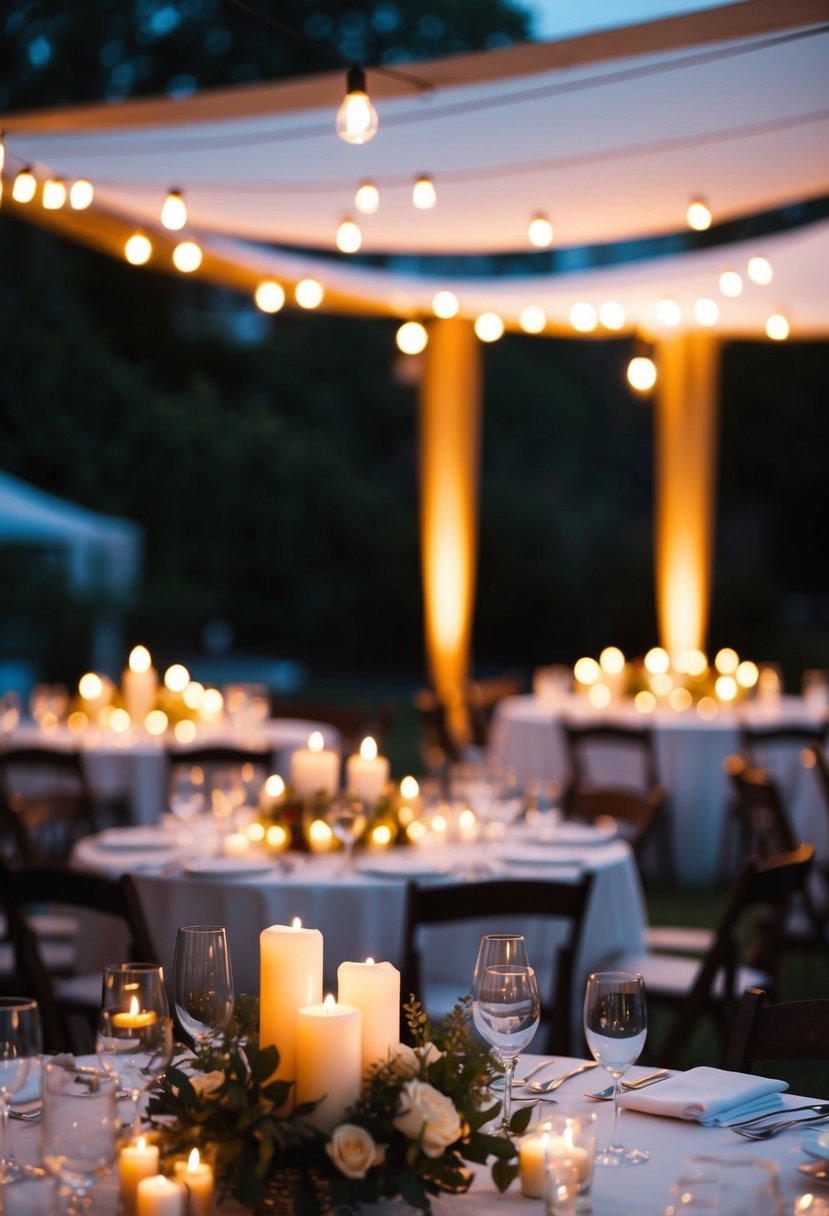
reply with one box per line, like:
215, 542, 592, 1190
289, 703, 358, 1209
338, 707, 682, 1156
94, 827, 174, 852
355, 855, 451, 881
802, 1129, 829, 1161
182, 856, 280, 878
527, 821, 617, 847
501, 845, 586, 868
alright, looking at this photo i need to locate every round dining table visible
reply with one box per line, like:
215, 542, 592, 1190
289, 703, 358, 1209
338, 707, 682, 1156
490, 693, 829, 887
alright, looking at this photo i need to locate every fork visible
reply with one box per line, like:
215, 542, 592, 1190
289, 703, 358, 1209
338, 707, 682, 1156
528, 1061, 599, 1093
732, 1110, 829, 1141
730, 1102, 829, 1129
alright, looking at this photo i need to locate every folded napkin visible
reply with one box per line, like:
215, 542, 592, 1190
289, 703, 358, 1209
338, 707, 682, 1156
618, 1066, 788, 1125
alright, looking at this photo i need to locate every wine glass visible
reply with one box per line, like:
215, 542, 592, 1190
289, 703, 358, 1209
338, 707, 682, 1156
0, 997, 42, 1181
583, 970, 648, 1167
173, 925, 235, 1053
169, 766, 208, 827
41, 1060, 117, 1214
472, 933, 531, 1091
325, 795, 367, 874
472, 955, 540, 1136
95, 963, 173, 1132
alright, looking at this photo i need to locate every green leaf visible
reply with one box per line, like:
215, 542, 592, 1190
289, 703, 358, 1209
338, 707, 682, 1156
509, 1104, 534, 1135
399, 1171, 429, 1211
492, 1159, 520, 1193
476, 1133, 516, 1160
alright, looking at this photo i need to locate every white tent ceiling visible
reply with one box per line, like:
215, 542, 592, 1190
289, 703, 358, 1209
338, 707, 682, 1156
1, 0, 828, 335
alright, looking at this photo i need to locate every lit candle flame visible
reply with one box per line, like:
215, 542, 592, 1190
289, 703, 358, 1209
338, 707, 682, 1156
292, 917, 302, 930
360, 736, 377, 761
324, 994, 336, 1012
308, 731, 324, 753
129, 645, 151, 674
187, 1148, 200, 1171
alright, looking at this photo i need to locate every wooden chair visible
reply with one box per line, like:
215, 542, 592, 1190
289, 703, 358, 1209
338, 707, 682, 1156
0, 745, 98, 867
270, 698, 374, 754
1, 862, 159, 1053
165, 743, 273, 817
401, 873, 594, 1055
724, 987, 829, 1072
605, 844, 815, 1066
740, 722, 828, 768
464, 673, 524, 750
413, 689, 464, 775
561, 723, 672, 881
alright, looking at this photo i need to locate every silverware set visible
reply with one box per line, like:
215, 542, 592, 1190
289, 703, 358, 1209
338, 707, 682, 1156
730, 1102, 829, 1140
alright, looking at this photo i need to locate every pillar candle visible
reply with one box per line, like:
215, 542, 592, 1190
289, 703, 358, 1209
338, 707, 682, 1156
290, 731, 340, 797
345, 737, 390, 803
136, 1175, 185, 1216
119, 1136, 160, 1216
123, 645, 158, 726
337, 959, 400, 1076
260, 920, 323, 1087
295, 995, 362, 1131
174, 1149, 214, 1216
519, 1130, 549, 1198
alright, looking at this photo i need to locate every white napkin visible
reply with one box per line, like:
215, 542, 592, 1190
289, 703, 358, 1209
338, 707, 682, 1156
618, 1066, 788, 1125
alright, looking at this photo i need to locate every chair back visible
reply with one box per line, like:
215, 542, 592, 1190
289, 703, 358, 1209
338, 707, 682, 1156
401, 873, 594, 1054
562, 723, 661, 797
0, 746, 97, 866
413, 689, 463, 772
270, 698, 375, 754
725, 754, 799, 859
724, 987, 829, 1071
166, 744, 273, 818
464, 674, 524, 749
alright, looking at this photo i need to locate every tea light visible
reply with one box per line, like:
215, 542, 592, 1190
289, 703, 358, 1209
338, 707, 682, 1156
123, 645, 158, 725
346, 737, 389, 803
112, 995, 157, 1030
291, 732, 340, 798
119, 1136, 160, 1216
136, 1174, 185, 1216
337, 958, 400, 1075
519, 1129, 549, 1198
295, 994, 361, 1131
260, 920, 323, 1088
174, 1148, 214, 1216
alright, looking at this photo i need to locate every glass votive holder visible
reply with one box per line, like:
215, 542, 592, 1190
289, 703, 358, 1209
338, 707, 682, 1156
539, 1112, 598, 1214
665, 1155, 783, 1215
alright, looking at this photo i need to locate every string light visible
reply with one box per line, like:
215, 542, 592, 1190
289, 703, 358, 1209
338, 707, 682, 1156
42, 178, 67, 210
335, 65, 378, 145
519, 305, 546, 334
765, 312, 789, 341
748, 256, 773, 285
295, 278, 324, 309
335, 217, 362, 253
161, 188, 187, 230
396, 321, 428, 354
412, 175, 437, 210
474, 313, 504, 342
527, 213, 553, 248
254, 281, 285, 313
693, 297, 719, 326
569, 302, 597, 333
627, 352, 657, 392
656, 298, 682, 327
599, 301, 625, 330
69, 179, 94, 209
12, 167, 37, 203
432, 291, 459, 319
718, 270, 743, 298
172, 240, 202, 272
686, 196, 712, 230
124, 233, 152, 265
354, 181, 379, 214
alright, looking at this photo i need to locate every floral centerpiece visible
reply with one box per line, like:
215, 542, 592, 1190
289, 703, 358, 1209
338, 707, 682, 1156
148, 994, 530, 1214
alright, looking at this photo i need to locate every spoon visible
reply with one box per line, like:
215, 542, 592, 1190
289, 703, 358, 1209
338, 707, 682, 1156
491, 1059, 558, 1090
528, 1061, 599, 1093
586, 1070, 669, 1100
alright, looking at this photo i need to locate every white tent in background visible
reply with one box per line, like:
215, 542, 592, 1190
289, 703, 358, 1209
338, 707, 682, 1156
0, 469, 142, 596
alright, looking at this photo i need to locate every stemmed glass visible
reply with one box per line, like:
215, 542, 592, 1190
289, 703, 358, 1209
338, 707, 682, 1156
169, 766, 208, 827
95, 963, 173, 1132
325, 795, 367, 874
0, 997, 42, 1180
583, 970, 649, 1167
173, 925, 235, 1053
42, 1060, 117, 1214
472, 935, 540, 1135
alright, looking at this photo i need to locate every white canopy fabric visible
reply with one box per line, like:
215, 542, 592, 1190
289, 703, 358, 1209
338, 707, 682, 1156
0, 470, 142, 595
1, 0, 828, 334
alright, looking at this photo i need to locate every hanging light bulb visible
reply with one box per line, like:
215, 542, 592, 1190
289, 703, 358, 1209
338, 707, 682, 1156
686, 196, 712, 231
528, 213, 553, 248
765, 312, 789, 341
124, 233, 152, 265
172, 240, 202, 272
718, 270, 743, 298
474, 313, 504, 342
432, 290, 459, 319
42, 177, 67, 210
748, 256, 773, 285
627, 350, 657, 393
412, 175, 437, 210
161, 188, 187, 231
335, 65, 378, 145
599, 301, 626, 330
12, 167, 37, 203
519, 305, 546, 334
656, 298, 682, 327
354, 181, 379, 214
336, 217, 362, 253
693, 297, 719, 326
254, 281, 285, 314
69, 179, 94, 209
396, 321, 428, 355
569, 302, 597, 333
295, 278, 324, 309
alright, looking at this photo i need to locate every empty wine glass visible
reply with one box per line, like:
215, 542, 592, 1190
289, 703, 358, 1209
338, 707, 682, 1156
96, 963, 172, 1132
42, 1060, 117, 1214
583, 970, 648, 1167
0, 997, 42, 1181
325, 795, 367, 874
173, 925, 234, 1053
472, 950, 540, 1136
472, 934, 531, 1092
169, 766, 208, 826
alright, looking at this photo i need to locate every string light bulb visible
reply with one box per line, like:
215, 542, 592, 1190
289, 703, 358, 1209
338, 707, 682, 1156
474, 313, 504, 343
124, 233, 152, 265
336, 217, 362, 253
528, 213, 553, 248
161, 188, 187, 231
12, 167, 37, 203
519, 305, 546, 334
295, 278, 324, 309
748, 256, 773, 285
693, 297, 719, 326
69, 179, 94, 209
718, 270, 743, 298
42, 177, 67, 210
656, 298, 682, 327
599, 301, 626, 330
412, 175, 437, 210
569, 302, 597, 333
354, 181, 379, 214
686, 196, 712, 231
335, 65, 378, 145
172, 240, 202, 272
627, 349, 657, 393
396, 321, 428, 355
254, 281, 285, 313
765, 312, 789, 341
432, 290, 459, 319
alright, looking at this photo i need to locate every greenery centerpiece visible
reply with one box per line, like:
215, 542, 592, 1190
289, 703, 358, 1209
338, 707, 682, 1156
148, 994, 531, 1214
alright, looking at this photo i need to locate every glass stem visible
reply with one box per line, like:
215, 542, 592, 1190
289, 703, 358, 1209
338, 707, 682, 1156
501, 1057, 516, 1131
611, 1074, 623, 1150
0, 1096, 9, 1173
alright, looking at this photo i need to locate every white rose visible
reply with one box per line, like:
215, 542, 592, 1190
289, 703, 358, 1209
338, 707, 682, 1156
188, 1070, 226, 1098
391, 1042, 444, 1078
325, 1123, 385, 1179
393, 1080, 462, 1158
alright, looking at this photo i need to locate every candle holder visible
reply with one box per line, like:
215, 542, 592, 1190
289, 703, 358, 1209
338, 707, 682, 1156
542, 1112, 598, 1215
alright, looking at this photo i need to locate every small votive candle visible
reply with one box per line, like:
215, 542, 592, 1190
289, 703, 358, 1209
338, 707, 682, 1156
119, 1135, 160, 1216
519, 1129, 550, 1198
174, 1147, 215, 1216
136, 1174, 186, 1216
543, 1113, 597, 1213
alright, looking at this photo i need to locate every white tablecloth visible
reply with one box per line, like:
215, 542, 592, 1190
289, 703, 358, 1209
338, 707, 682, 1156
5, 1055, 825, 1215
4, 719, 342, 825
490, 694, 829, 887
